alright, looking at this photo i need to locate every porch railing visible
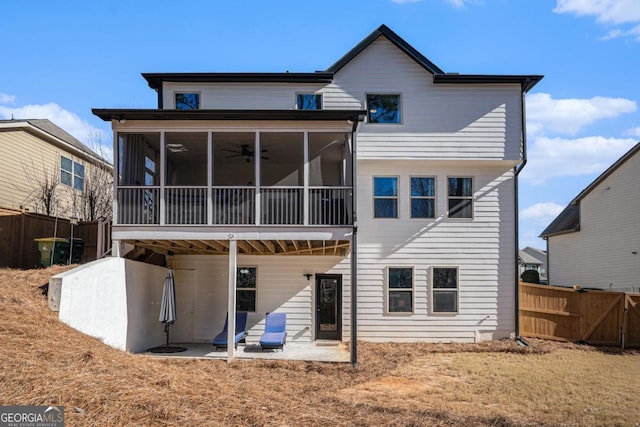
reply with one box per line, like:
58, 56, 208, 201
116, 186, 351, 226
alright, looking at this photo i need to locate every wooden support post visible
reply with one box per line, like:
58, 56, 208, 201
227, 236, 237, 363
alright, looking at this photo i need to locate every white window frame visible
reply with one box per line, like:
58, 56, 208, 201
236, 266, 257, 313
410, 176, 436, 219
60, 155, 84, 192
386, 266, 415, 314
174, 92, 201, 110
446, 176, 474, 219
430, 266, 459, 314
296, 93, 323, 110
373, 176, 399, 219
365, 93, 402, 124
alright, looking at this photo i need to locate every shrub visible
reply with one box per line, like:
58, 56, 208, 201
521, 269, 540, 284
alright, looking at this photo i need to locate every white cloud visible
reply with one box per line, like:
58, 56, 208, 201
521, 135, 637, 184
0, 102, 109, 146
527, 93, 636, 136
520, 202, 565, 225
554, 0, 640, 41
625, 126, 640, 137
0, 92, 16, 104
554, 0, 640, 24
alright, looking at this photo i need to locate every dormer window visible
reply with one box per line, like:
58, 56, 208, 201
296, 93, 322, 110
175, 93, 200, 110
367, 94, 400, 124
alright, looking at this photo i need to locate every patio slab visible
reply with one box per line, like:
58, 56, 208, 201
145, 341, 350, 363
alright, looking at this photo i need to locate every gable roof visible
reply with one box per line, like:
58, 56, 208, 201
0, 119, 109, 164
138, 25, 542, 98
540, 142, 640, 238
327, 24, 445, 75
519, 250, 542, 265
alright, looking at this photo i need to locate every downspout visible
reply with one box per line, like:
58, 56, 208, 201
514, 80, 530, 347
350, 115, 360, 367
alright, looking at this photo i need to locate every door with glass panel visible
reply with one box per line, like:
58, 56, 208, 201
315, 274, 342, 340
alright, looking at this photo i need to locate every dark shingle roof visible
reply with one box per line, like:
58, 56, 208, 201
540, 142, 639, 238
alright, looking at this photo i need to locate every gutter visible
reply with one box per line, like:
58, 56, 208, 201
350, 114, 360, 367
514, 80, 530, 347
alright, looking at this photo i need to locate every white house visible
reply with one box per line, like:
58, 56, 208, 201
540, 142, 640, 292
57, 25, 542, 362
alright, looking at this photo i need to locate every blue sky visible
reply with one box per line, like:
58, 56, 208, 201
1, 0, 638, 249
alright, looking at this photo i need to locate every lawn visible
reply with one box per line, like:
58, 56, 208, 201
0, 266, 638, 426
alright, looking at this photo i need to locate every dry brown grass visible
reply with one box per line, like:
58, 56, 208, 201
0, 267, 638, 426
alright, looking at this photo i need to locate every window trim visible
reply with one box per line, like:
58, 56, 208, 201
236, 266, 257, 313
386, 266, 415, 315
366, 93, 402, 125
373, 176, 399, 219
430, 266, 460, 315
295, 93, 323, 110
60, 155, 84, 192
410, 176, 436, 219
446, 176, 474, 220
174, 92, 201, 110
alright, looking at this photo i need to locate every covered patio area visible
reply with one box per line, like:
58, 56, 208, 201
145, 341, 349, 363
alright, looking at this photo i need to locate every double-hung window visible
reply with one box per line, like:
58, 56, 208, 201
411, 177, 435, 218
296, 93, 322, 110
236, 267, 257, 312
447, 177, 473, 219
373, 177, 398, 218
367, 94, 400, 124
175, 92, 200, 110
60, 156, 84, 191
431, 267, 458, 313
388, 267, 413, 313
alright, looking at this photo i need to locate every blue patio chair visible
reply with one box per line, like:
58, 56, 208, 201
212, 312, 248, 350
259, 312, 287, 351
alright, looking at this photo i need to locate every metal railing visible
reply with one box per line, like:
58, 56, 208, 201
261, 187, 303, 225
213, 187, 255, 225
166, 187, 208, 225
309, 187, 352, 225
118, 187, 160, 224
115, 186, 351, 226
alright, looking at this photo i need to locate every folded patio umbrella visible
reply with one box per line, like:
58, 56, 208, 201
149, 268, 186, 353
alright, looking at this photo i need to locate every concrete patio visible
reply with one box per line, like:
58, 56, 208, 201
145, 341, 350, 363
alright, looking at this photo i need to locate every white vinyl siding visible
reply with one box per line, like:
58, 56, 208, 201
169, 255, 351, 343
356, 160, 516, 342
327, 37, 522, 161
547, 151, 640, 292
163, 83, 327, 110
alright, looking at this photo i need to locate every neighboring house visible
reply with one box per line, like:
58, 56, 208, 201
518, 246, 547, 283
58, 25, 542, 360
0, 119, 112, 220
540, 142, 640, 292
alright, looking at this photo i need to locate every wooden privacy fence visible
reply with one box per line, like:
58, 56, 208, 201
0, 209, 101, 269
519, 282, 640, 348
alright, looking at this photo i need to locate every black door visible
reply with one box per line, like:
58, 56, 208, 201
315, 274, 342, 340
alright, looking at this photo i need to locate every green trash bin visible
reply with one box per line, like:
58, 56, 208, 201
35, 238, 70, 267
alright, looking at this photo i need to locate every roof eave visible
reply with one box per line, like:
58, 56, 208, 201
142, 72, 335, 90
91, 109, 367, 122
433, 74, 544, 92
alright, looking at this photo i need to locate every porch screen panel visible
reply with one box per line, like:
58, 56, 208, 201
165, 132, 207, 224
117, 133, 160, 224
261, 132, 303, 225
212, 133, 256, 224
309, 133, 352, 225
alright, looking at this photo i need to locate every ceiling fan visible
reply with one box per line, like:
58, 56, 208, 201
221, 144, 269, 162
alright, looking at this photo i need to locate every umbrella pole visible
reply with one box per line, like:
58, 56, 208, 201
165, 323, 170, 348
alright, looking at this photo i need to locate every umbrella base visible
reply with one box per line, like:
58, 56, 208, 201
147, 346, 188, 353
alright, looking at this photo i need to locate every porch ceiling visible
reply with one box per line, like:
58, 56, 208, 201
124, 239, 350, 256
